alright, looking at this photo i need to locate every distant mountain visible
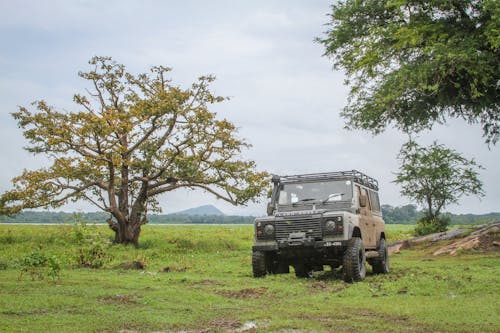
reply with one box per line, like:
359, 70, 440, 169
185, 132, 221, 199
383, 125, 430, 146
172, 205, 224, 216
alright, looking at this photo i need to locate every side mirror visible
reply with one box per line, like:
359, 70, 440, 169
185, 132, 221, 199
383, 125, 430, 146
359, 195, 367, 208
266, 202, 274, 216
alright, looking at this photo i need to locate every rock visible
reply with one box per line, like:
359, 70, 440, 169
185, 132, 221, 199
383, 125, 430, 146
433, 221, 500, 256
388, 221, 500, 256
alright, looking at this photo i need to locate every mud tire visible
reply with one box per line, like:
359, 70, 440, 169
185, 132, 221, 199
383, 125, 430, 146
252, 251, 267, 278
372, 238, 390, 274
343, 237, 366, 282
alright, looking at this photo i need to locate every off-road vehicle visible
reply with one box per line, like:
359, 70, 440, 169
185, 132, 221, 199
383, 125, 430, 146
252, 170, 389, 282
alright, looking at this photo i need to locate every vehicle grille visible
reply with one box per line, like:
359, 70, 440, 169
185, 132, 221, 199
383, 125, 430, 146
275, 217, 322, 240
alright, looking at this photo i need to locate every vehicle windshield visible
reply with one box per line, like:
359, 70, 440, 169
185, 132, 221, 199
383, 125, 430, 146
277, 180, 353, 205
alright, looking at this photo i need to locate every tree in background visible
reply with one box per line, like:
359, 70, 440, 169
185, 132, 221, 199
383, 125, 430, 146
318, 0, 499, 144
0, 57, 268, 245
381, 204, 421, 224
394, 140, 484, 235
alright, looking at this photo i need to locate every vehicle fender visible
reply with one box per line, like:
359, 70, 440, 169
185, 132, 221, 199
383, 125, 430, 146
346, 214, 361, 239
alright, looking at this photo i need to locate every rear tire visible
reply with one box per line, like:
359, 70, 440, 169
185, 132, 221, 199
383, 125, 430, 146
372, 238, 390, 274
343, 237, 366, 282
252, 251, 267, 277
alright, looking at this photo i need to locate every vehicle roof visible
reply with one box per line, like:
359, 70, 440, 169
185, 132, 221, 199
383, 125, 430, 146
275, 170, 379, 191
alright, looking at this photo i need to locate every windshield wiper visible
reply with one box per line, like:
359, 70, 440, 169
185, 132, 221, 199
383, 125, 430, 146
322, 193, 345, 204
292, 198, 317, 206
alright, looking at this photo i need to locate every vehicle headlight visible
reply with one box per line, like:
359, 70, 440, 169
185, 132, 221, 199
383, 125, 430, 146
264, 224, 275, 235
325, 220, 336, 232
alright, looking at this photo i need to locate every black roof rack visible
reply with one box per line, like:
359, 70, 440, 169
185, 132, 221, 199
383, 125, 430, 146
276, 170, 379, 190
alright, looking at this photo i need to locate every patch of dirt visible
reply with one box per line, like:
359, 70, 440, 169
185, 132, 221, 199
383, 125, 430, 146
2, 309, 52, 316
307, 279, 348, 294
296, 314, 333, 323
358, 310, 410, 324
217, 287, 268, 299
198, 279, 220, 286
115, 261, 146, 270
208, 318, 242, 331
172, 319, 259, 333
309, 281, 329, 291
98, 294, 141, 305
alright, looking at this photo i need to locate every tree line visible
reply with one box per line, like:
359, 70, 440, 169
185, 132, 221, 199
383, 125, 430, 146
1, 208, 497, 225
0, 211, 254, 225
381, 205, 499, 225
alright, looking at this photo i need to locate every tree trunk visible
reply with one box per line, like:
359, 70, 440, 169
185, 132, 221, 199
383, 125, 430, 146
113, 222, 141, 246
106, 175, 149, 246
388, 228, 470, 254
108, 212, 143, 246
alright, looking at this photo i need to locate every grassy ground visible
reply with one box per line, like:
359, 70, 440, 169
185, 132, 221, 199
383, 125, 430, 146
0, 224, 498, 333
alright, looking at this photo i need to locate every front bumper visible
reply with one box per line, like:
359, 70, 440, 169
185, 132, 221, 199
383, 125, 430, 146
252, 239, 348, 252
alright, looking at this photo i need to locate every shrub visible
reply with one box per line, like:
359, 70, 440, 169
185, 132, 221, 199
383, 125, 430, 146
0, 261, 8, 270
414, 215, 450, 236
46, 256, 62, 280
73, 222, 111, 268
19, 247, 61, 281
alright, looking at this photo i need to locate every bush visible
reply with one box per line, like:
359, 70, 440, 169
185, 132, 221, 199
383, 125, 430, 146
19, 247, 61, 281
73, 222, 111, 268
414, 215, 450, 236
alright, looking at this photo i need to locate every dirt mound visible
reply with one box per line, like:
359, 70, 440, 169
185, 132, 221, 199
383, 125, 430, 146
433, 223, 499, 256
389, 221, 500, 256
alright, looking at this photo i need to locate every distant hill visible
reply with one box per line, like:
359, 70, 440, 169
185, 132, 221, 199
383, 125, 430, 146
173, 205, 224, 216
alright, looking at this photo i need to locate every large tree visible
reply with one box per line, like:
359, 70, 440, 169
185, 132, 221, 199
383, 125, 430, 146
318, 0, 500, 144
0, 57, 268, 245
394, 140, 484, 233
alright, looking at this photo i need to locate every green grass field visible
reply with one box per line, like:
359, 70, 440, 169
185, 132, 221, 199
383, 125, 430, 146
0, 224, 498, 332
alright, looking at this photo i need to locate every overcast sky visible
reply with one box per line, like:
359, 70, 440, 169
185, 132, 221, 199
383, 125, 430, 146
0, 0, 498, 216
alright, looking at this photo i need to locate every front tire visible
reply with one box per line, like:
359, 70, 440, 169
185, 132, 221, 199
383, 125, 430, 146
252, 251, 267, 277
372, 238, 390, 274
343, 237, 366, 282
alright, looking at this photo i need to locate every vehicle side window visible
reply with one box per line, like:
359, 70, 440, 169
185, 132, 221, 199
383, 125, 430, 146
355, 185, 362, 204
369, 190, 381, 212
361, 187, 372, 210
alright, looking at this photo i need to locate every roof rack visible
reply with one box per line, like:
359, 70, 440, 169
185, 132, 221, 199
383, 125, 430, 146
276, 170, 379, 190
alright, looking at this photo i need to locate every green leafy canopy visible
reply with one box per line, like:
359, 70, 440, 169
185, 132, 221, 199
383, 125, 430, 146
0, 57, 268, 244
394, 140, 484, 221
318, 0, 500, 144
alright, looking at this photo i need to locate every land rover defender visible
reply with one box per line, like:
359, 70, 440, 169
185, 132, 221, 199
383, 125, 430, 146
252, 170, 389, 282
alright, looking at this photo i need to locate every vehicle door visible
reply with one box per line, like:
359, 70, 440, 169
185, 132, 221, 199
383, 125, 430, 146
358, 186, 377, 248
